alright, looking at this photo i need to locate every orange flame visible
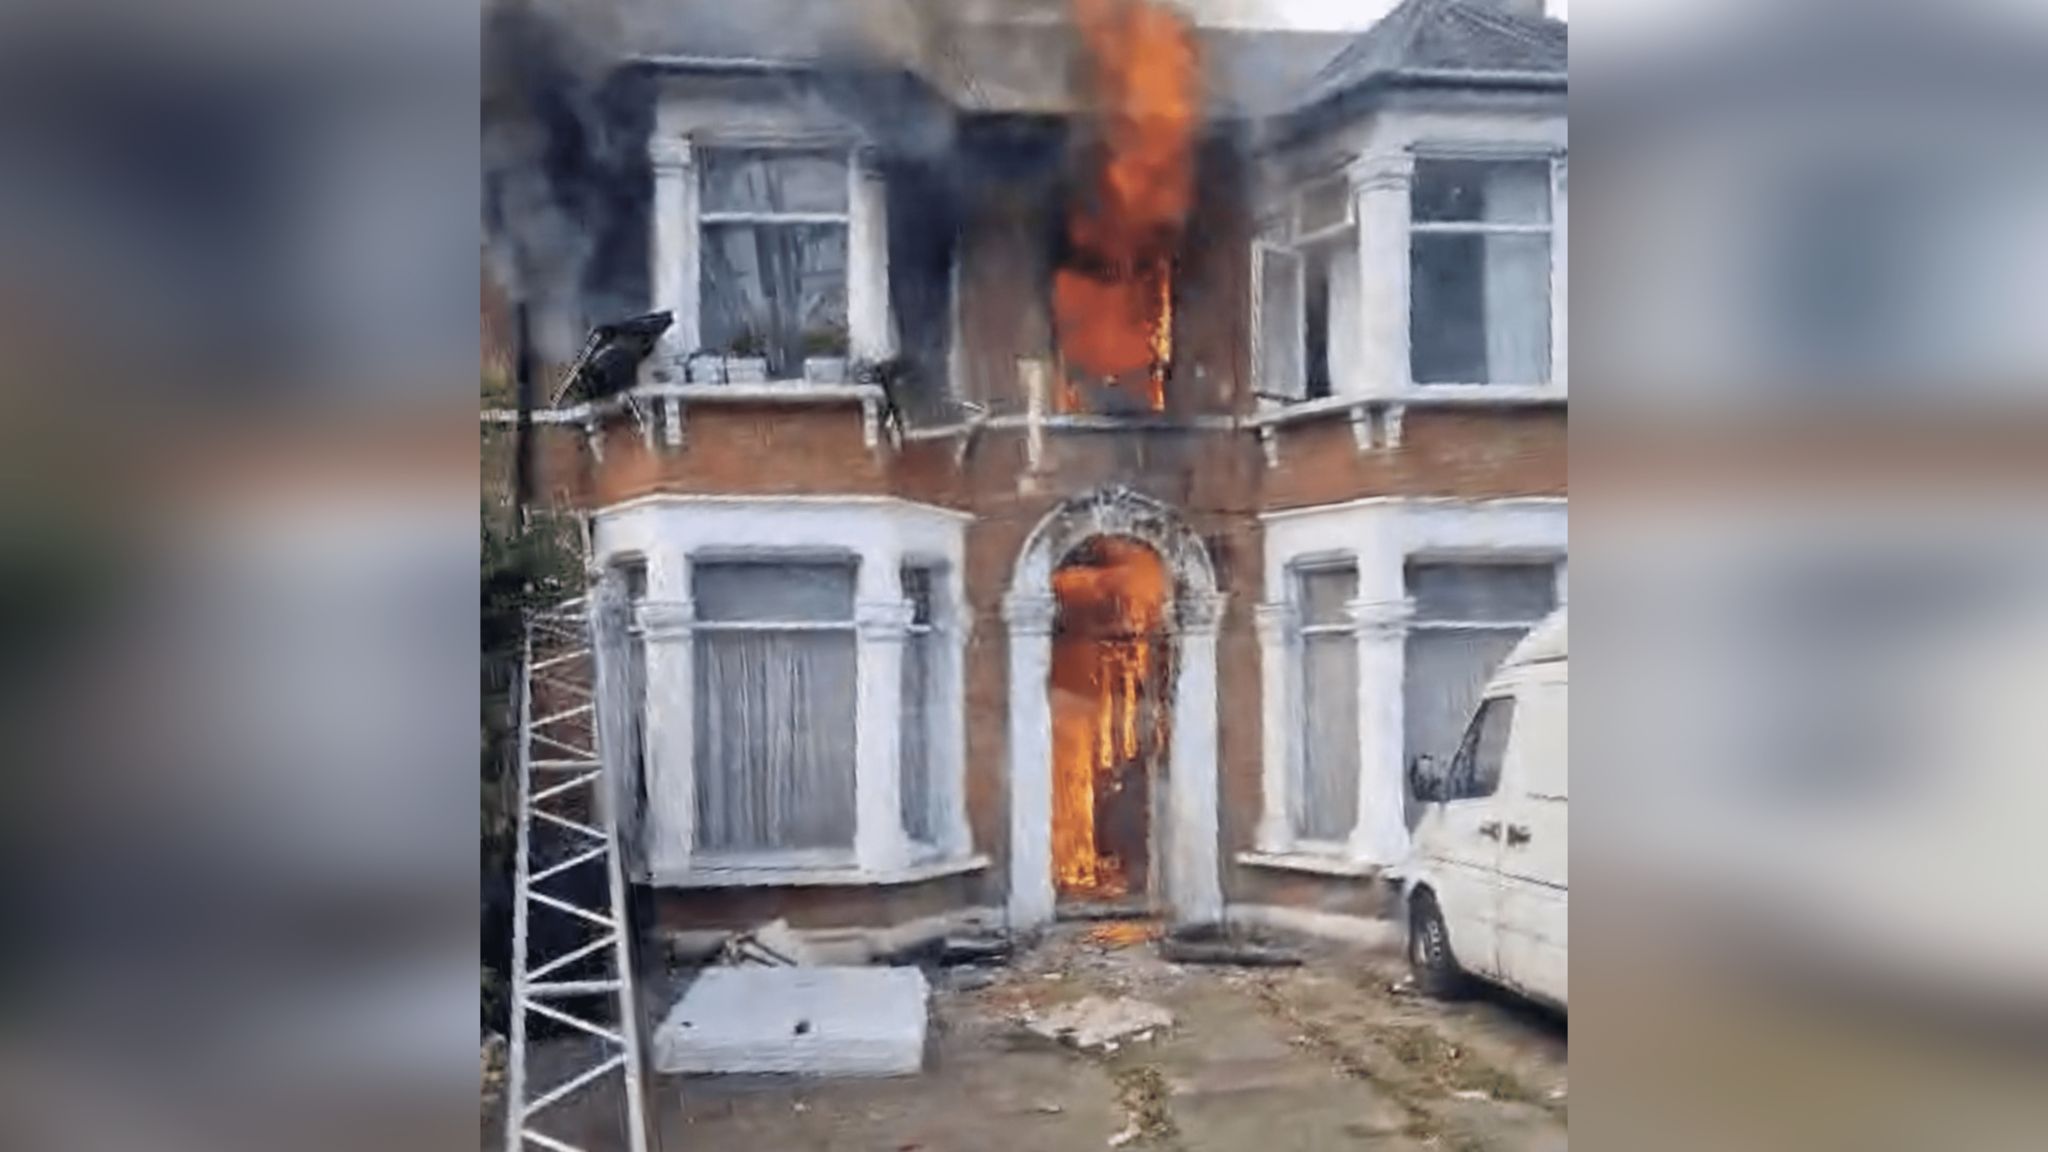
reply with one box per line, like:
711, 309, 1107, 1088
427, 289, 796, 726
1050, 538, 1169, 900
1053, 0, 1201, 412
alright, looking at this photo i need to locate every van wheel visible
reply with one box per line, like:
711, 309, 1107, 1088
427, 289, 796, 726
1408, 892, 1465, 999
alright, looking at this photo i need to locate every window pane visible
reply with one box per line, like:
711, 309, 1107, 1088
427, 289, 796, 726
694, 630, 858, 852
1257, 246, 1304, 398
1304, 247, 1332, 399
1298, 565, 1356, 626
1412, 159, 1551, 225
1409, 563, 1556, 623
700, 150, 850, 215
1411, 233, 1551, 384
1297, 630, 1360, 841
1447, 698, 1514, 800
694, 561, 856, 623
900, 628, 935, 844
902, 567, 936, 626
700, 223, 849, 377
1405, 628, 1526, 774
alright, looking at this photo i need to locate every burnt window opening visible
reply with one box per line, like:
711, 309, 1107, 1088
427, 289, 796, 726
1048, 197, 1182, 416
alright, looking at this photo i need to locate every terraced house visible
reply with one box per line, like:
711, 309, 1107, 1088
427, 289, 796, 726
492, 0, 1566, 959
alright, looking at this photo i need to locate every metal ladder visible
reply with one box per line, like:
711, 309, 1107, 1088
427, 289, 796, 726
506, 593, 652, 1152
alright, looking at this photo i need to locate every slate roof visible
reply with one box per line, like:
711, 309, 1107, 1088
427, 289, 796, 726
1297, 0, 1567, 107
616, 0, 1563, 118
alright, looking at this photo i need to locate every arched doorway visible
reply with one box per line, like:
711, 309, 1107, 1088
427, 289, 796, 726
1050, 537, 1170, 910
1002, 487, 1225, 929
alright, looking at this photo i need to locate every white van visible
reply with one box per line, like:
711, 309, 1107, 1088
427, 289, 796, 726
1402, 608, 1567, 1009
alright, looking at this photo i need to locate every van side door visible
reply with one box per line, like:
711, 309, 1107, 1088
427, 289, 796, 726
1423, 694, 1517, 984
1497, 670, 1568, 1007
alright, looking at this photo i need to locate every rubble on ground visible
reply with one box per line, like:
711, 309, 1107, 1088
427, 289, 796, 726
717, 918, 820, 966
1022, 994, 1174, 1052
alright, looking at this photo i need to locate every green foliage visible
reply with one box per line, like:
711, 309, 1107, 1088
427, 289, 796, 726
479, 504, 582, 1033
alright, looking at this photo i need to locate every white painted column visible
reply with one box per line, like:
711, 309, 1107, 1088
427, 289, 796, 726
1253, 602, 1298, 853
649, 136, 699, 363
1002, 592, 1058, 928
1550, 153, 1568, 389
1345, 596, 1414, 866
855, 598, 916, 873
1169, 593, 1228, 927
938, 619, 974, 857
1348, 152, 1416, 397
849, 149, 895, 361
638, 601, 697, 880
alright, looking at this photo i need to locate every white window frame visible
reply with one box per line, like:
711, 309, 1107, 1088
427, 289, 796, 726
647, 127, 895, 378
1251, 176, 1356, 405
689, 553, 862, 870
898, 561, 949, 855
1289, 558, 1361, 853
1406, 149, 1561, 391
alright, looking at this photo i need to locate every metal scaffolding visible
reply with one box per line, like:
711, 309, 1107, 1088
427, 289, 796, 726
505, 594, 651, 1152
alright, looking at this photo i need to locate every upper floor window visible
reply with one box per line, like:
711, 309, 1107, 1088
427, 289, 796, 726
1255, 175, 1355, 403
1410, 158, 1554, 386
699, 149, 851, 379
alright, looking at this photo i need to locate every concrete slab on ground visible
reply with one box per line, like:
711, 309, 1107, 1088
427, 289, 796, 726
653, 966, 928, 1077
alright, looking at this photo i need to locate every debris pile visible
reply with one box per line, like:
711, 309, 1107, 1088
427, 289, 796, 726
1022, 994, 1174, 1053
717, 918, 820, 967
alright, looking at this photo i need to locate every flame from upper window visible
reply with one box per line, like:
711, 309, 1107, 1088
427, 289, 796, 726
1053, 0, 1201, 412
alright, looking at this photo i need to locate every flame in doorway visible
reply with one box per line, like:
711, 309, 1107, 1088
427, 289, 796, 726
1052, 0, 1201, 412
1051, 538, 1170, 900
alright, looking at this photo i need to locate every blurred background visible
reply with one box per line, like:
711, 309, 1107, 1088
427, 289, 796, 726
1573, 0, 2048, 1148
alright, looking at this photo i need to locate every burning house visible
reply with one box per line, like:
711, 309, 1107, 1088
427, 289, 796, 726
494, 0, 1567, 957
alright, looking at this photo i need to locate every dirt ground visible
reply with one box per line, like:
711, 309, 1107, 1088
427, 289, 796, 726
497, 921, 1567, 1151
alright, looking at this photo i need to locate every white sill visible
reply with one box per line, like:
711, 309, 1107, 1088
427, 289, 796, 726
1246, 385, 1565, 427
654, 853, 990, 890
1237, 849, 1382, 879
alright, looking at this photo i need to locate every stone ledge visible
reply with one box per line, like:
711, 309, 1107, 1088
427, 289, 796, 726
1236, 849, 1383, 879
655, 853, 990, 890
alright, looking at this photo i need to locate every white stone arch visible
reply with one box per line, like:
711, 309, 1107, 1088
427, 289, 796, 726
1001, 486, 1226, 929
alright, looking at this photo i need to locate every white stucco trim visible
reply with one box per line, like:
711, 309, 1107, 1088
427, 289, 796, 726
1003, 487, 1226, 931
591, 495, 971, 886
1256, 497, 1568, 867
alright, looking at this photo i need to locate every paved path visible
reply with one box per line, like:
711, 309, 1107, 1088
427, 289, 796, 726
493, 922, 1568, 1151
